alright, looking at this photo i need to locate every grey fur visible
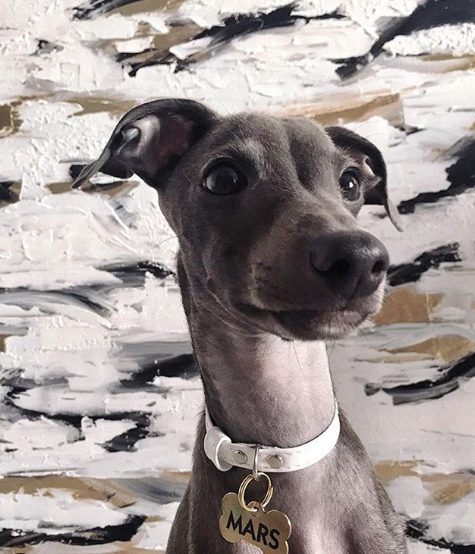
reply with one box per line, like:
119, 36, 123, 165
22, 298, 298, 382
73, 99, 408, 554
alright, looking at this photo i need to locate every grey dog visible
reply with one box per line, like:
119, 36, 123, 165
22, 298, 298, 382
73, 99, 408, 554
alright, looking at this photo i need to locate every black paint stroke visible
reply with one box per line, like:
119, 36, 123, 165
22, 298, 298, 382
0, 289, 109, 315
0, 181, 19, 205
365, 352, 475, 405
193, 4, 342, 42
69, 163, 89, 180
2, 354, 195, 452
4, 356, 194, 417
0, 259, 174, 306
0, 515, 145, 547
4, 385, 155, 429
105, 261, 175, 283
155, 352, 198, 377
128, 3, 300, 75
115, 476, 187, 504
398, 135, 475, 214
407, 519, 475, 553
4, 390, 155, 458
102, 414, 152, 452
34, 39, 64, 55
334, 0, 475, 79
121, 4, 345, 76
121, 353, 199, 388
73, 0, 144, 20
387, 243, 461, 287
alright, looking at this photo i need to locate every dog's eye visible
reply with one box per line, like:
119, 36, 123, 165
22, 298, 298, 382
203, 164, 247, 195
339, 169, 361, 201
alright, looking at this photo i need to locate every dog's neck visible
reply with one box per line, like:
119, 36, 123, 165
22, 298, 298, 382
179, 263, 336, 449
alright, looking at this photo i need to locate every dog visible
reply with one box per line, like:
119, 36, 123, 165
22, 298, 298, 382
73, 99, 408, 554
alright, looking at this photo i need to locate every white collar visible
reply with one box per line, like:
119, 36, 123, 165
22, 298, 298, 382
204, 402, 340, 473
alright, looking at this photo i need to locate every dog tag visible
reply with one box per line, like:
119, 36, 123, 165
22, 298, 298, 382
219, 473, 291, 554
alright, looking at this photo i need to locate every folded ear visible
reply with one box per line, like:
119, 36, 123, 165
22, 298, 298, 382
72, 99, 217, 190
326, 126, 403, 232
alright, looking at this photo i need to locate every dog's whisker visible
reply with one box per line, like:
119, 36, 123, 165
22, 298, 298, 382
291, 340, 305, 380
156, 234, 181, 248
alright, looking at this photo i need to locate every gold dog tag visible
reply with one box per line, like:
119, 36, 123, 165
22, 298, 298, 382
219, 473, 291, 554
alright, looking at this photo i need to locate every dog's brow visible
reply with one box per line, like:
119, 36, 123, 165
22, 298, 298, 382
339, 152, 358, 169
224, 138, 267, 171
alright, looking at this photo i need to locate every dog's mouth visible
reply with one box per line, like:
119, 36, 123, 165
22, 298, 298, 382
273, 308, 368, 339
238, 303, 373, 340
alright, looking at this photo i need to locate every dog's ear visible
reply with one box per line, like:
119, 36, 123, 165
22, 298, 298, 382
326, 126, 402, 232
72, 99, 217, 190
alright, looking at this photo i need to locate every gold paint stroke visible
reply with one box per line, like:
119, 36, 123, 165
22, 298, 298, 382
1, 94, 135, 126
421, 53, 475, 73
0, 477, 173, 553
160, 468, 192, 485
46, 182, 75, 195
150, 22, 201, 52
0, 476, 137, 509
65, 96, 136, 116
381, 336, 475, 363
114, 22, 201, 66
0, 335, 12, 352
375, 460, 419, 483
376, 461, 475, 505
0, 104, 14, 136
115, 0, 184, 17
0, 94, 56, 136
0, 93, 92, 138
362, 353, 433, 364
433, 478, 475, 505
275, 92, 403, 127
0, 102, 23, 138
47, 180, 140, 196
372, 288, 444, 326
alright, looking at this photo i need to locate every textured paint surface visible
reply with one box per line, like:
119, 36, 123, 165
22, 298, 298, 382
1, 0, 475, 552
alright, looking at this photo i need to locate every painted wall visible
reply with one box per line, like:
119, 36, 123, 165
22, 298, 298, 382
0, 0, 474, 552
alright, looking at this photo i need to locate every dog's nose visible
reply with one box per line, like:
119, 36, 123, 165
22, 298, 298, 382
310, 232, 389, 300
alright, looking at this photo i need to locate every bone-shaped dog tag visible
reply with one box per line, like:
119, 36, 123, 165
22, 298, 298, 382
219, 473, 291, 554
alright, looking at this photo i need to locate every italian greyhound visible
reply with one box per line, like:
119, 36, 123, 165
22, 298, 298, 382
73, 99, 408, 554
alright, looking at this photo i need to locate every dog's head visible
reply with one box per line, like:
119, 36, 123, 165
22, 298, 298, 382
73, 99, 401, 340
